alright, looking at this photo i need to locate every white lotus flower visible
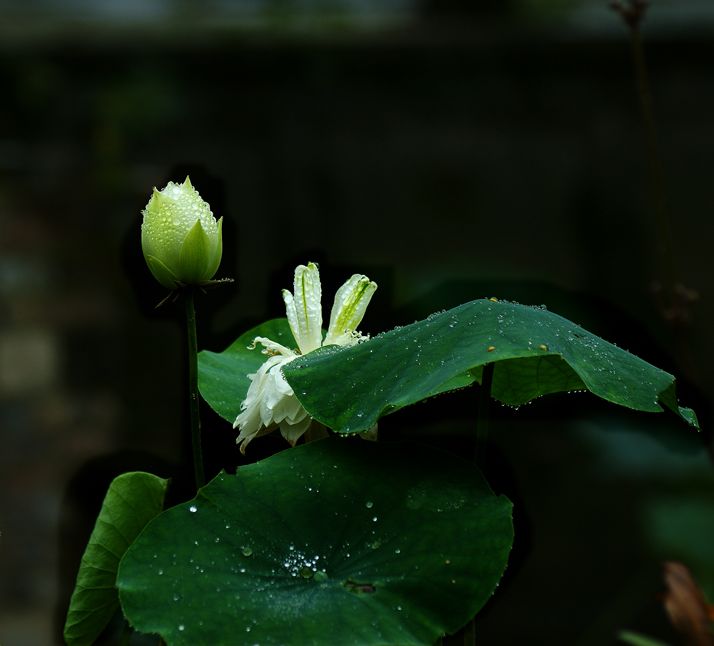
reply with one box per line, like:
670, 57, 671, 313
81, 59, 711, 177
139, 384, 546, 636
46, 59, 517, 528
234, 262, 377, 453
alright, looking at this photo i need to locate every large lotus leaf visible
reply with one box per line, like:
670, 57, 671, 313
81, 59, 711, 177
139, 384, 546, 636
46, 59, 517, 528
64, 472, 168, 645
282, 299, 697, 434
116, 438, 513, 645
198, 318, 294, 422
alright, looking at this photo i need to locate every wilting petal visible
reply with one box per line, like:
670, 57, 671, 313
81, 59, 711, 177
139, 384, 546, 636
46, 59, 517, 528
233, 353, 310, 454
235, 423, 275, 454
283, 263, 323, 354
324, 273, 377, 346
251, 336, 296, 358
279, 415, 312, 446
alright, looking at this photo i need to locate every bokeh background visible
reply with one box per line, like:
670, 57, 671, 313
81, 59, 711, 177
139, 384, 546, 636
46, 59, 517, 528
1, 0, 713, 644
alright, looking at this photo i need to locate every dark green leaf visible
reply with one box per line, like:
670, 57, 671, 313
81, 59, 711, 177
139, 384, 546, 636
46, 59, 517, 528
198, 318, 294, 423
117, 439, 513, 645
64, 472, 168, 646
282, 299, 697, 434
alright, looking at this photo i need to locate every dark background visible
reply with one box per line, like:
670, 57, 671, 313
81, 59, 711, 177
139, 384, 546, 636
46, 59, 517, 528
1, 1, 713, 644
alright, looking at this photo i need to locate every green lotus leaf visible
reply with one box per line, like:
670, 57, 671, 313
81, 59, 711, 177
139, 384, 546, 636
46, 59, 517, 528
64, 471, 168, 645
283, 299, 697, 434
116, 438, 513, 645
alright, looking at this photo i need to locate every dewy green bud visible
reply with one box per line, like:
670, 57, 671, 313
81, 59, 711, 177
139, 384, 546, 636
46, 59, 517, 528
141, 177, 223, 289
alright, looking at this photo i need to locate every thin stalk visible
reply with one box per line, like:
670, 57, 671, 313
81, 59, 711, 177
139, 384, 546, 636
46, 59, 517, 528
462, 619, 476, 646
119, 620, 131, 646
184, 288, 205, 489
628, 20, 701, 383
475, 362, 494, 463
448, 362, 495, 646
444, 365, 497, 646
629, 26, 677, 294
438, 363, 494, 646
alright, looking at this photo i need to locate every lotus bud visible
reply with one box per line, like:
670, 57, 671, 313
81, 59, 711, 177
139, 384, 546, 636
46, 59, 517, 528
141, 177, 223, 289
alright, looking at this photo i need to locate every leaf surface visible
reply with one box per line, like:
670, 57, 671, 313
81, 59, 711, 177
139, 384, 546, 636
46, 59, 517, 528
117, 439, 513, 645
198, 301, 697, 435
64, 471, 168, 645
283, 299, 697, 433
